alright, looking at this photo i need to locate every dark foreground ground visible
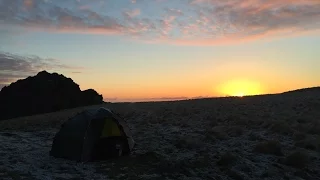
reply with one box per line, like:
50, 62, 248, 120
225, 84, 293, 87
0, 90, 320, 180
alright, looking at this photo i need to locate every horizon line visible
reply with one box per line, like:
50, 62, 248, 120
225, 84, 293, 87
103, 86, 320, 103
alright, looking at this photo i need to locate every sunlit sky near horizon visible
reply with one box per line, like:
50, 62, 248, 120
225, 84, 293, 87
0, 0, 320, 102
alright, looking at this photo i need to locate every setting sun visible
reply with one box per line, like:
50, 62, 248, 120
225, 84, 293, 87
235, 92, 245, 97
218, 79, 264, 97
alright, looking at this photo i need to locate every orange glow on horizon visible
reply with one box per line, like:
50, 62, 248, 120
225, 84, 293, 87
217, 79, 264, 97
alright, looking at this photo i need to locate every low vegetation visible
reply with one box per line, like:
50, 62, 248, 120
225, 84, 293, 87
282, 150, 310, 169
254, 140, 284, 156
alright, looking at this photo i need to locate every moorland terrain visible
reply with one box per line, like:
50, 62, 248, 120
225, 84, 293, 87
0, 87, 320, 180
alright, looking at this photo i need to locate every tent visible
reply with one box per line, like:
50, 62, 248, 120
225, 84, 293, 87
49, 107, 135, 162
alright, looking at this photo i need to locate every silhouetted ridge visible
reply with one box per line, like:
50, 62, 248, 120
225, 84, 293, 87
0, 71, 103, 120
282, 86, 320, 94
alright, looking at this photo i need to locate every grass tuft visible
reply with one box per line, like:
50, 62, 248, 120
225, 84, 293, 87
254, 140, 284, 156
216, 152, 238, 167
282, 151, 310, 169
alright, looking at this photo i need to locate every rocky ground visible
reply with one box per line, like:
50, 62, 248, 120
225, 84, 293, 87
0, 89, 320, 180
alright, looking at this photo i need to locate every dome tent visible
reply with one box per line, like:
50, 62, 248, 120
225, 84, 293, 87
50, 107, 134, 162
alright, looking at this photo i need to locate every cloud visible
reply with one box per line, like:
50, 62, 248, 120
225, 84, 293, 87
179, 0, 320, 44
0, 0, 319, 45
0, 73, 25, 87
103, 97, 119, 102
0, 0, 124, 35
165, 8, 184, 16
123, 9, 141, 19
0, 51, 83, 87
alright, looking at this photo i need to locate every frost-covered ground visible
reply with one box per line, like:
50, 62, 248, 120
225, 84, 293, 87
1, 89, 320, 180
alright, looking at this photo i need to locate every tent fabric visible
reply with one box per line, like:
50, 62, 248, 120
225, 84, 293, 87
101, 118, 122, 137
49, 107, 135, 162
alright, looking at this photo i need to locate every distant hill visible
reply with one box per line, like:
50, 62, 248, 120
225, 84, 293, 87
281, 86, 320, 94
0, 71, 103, 120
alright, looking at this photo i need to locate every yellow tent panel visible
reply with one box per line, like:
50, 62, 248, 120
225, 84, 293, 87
101, 118, 122, 137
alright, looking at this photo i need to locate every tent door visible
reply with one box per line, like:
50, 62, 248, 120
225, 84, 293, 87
100, 118, 122, 138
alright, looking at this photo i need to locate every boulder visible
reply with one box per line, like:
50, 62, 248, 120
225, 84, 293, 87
0, 71, 103, 120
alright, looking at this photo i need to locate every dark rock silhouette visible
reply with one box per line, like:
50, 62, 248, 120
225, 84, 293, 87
0, 71, 103, 120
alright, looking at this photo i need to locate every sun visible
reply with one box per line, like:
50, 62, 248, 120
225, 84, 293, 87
234, 92, 245, 97
218, 79, 264, 97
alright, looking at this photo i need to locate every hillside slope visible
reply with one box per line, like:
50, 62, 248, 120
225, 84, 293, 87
0, 86, 320, 179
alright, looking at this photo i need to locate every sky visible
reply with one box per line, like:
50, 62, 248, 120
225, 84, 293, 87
0, 0, 319, 102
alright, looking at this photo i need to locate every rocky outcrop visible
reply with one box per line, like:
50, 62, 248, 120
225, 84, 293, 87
0, 71, 103, 120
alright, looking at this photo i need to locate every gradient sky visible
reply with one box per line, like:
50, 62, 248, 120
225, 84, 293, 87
0, 0, 319, 102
